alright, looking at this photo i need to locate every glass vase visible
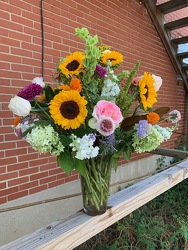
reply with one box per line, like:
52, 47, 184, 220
80, 154, 112, 216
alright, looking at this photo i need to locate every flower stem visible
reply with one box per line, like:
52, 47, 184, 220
32, 99, 53, 121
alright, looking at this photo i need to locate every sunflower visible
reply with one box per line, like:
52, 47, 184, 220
101, 50, 123, 66
138, 72, 157, 111
58, 51, 85, 77
49, 90, 88, 130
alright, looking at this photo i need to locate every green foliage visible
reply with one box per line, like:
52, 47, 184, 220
75, 179, 188, 250
44, 85, 55, 102
58, 150, 75, 175
156, 156, 167, 170
75, 27, 100, 97
116, 61, 140, 117
170, 135, 188, 164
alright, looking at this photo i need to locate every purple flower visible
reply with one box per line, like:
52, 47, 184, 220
106, 134, 116, 152
88, 133, 96, 141
169, 110, 181, 123
136, 120, 149, 138
17, 83, 42, 101
95, 64, 107, 78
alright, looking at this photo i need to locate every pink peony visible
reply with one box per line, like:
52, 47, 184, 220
92, 100, 123, 125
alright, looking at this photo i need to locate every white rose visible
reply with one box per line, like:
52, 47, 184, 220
102, 50, 111, 54
8, 96, 31, 116
152, 74, 162, 91
32, 77, 45, 88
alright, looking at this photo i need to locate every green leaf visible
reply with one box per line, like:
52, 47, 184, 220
33, 120, 51, 126
154, 106, 170, 117
111, 156, 119, 171
59, 134, 72, 147
75, 27, 89, 39
30, 100, 48, 107
31, 107, 49, 112
109, 244, 118, 250
74, 158, 86, 177
123, 146, 132, 161
74, 126, 92, 137
121, 115, 146, 131
111, 150, 122, 171
58, 151, 74, 175
21, 126, 34, 137
44, 86, 55, 102
54, 89, 61, 95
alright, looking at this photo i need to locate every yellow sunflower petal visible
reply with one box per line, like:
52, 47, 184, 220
58, 51, 85, 77
49, 90, 88, 130
138, 72, 157, 111
101, 50, 123, 66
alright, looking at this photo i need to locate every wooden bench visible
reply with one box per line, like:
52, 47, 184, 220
1, 159, 188, 250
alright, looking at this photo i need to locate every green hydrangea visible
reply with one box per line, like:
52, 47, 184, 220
132, 126, 164, 153
26, 125, 64, 156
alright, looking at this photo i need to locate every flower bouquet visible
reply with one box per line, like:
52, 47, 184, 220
9, 27, 181, 216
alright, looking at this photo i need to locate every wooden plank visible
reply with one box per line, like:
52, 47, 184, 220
1, 160, 188, 250
171, 36, 188, 45
150, 147, 188, 159
177, 52, 188, 59
157, 0, 188, 14
165, 17, 188, 30
144, 0, 188, 92
182, 64, 188, 70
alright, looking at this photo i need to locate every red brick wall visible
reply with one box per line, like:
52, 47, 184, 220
0, 0, 187, 204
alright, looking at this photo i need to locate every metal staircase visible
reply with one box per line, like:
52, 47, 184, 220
142, 0, 188, 92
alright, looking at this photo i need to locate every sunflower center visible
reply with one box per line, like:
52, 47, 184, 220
144, 85, 149, 99
60, 101, 79, 119
66, 60, 80, 71
108, 58, 116, 61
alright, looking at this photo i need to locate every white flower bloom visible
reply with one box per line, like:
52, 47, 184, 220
70, 134, 99, 160
152, 74, 162, 92
32, 77, 45, 88
101, 79, 120, 99
14, 121, 30, 137
139, 74, 162, 92
154, 125, 173, 141
8, 96, 31, 117
102, 50, 111, 54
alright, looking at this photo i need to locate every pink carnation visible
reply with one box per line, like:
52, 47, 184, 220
92, 100, 123, 125
169, 110, 181, 123
96, 116, 115, 136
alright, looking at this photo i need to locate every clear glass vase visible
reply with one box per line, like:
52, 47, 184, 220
80, 154, 112, 216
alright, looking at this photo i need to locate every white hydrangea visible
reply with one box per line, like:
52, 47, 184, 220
101, 79, 120, 100
154, 125, 173, 141
70, 134, 99, 160
26, 125, 64, 156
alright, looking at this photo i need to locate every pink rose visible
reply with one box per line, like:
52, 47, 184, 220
92, 100, 123, 125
